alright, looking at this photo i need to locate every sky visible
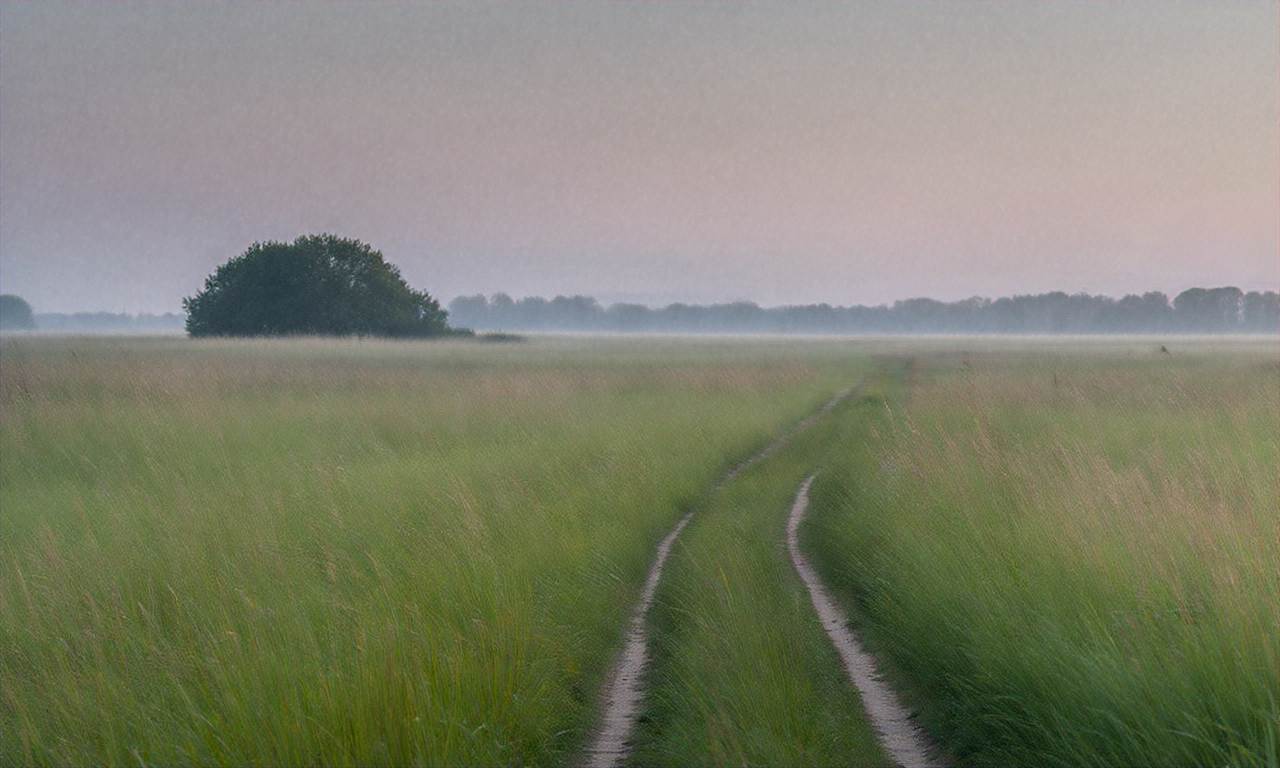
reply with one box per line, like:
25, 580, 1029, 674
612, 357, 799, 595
1, 2, 1276, 314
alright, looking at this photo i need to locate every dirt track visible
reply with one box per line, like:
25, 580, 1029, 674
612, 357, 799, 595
580, 387, 856, 768
786, 475, 943, 768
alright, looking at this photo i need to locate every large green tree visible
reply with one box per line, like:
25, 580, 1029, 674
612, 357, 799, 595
184, 235, 451, 337
0, 294, 35, 330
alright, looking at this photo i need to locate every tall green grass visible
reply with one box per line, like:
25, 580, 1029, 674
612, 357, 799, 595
0, 336, 860, 766
634, 373, 889, 767
808, 347, 1280, 767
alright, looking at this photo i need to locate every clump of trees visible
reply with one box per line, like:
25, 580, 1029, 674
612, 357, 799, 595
449, 288, 1280, 334
184, 235, 454, 337
0, 294, 35, 330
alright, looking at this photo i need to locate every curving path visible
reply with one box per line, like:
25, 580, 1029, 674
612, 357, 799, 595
786, 475, 944, 768
580, 386, 857, 768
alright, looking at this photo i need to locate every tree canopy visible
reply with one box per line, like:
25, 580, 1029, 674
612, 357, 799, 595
184, 235, 451, 337
0, 294, 35, 330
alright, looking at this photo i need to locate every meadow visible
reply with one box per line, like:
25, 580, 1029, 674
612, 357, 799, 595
1, 334, 1276, 767
635, 381, 890, 767
0, 336, 863, 765
808, 341, 1280, 767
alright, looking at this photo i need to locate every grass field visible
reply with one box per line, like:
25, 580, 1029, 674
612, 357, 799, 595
0, 336, 862, 765
1, 335, 1276, 767
808, 343, 1280, 767
634, 371, 890, 767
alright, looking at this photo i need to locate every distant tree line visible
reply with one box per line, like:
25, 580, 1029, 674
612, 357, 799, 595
449, 287, 1280, 334
28, 312, 185, 334
2, 294, 187, 333
6, 284, 1277, 336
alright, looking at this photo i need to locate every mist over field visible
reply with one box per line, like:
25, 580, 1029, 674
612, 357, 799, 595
0, 3, 1277, 768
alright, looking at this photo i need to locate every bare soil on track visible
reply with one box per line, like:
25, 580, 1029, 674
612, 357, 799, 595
787, 475, 943, 768
580, 387, 857, 768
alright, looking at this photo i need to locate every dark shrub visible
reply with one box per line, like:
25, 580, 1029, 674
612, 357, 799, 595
0, 294, 35, 330
184, 235, 451, 337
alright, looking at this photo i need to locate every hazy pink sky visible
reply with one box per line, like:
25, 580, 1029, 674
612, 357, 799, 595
1, 2, 1276, 313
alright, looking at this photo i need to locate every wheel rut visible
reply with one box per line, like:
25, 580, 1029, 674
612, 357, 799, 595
580, 386, 857, 768
786, 475, 944, 768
